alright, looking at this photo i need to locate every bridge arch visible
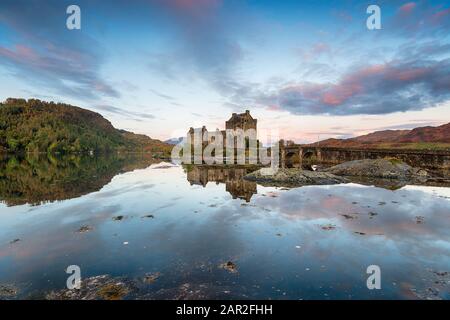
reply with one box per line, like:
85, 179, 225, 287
299, 147, 321, 166
285, 151, 301, 168
302, 150, 315, 160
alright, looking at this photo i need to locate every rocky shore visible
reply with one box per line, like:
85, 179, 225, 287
244, 168, 348, 187
323, 159, 429, 181
243, 159, 438, 187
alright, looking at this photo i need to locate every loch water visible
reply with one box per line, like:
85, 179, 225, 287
0, 155, 449, 299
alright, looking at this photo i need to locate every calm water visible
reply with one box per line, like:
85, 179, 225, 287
0, 155, 449, 299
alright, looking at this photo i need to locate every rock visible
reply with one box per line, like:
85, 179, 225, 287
142, 214, 154, 219
143, 272, 161, 284
320, 224, 336, 231
219, 261, 238, 273
324, 159, 429, 181
341, 214, 357, 220
415, 216, 425, 224
77, 225, 93, 233
0, 284, 18, 298
244, 168, 348, 187
432, 271, 449, 277
411, 269, 450, 300
112, 215, 125, 221
152, 164, 175, 169
9, 239, 20, 244
46, 275, 132, 300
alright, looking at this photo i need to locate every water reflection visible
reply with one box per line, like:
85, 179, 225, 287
0, 160, 449, 300
0, 154, 159, 206
185, 165, 258, 202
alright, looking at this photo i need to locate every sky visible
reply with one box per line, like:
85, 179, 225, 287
0, 0, 449, 142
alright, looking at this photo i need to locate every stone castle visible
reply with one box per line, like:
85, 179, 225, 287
225, 110, 257, 131
187, 110, 257, 144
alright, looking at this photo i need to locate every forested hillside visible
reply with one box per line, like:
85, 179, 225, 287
0, 98, 172, 156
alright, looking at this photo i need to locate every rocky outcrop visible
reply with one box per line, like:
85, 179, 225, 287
244, 168, 348, 187
324, 159, 428, 180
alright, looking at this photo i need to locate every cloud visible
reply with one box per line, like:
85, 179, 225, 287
396, 40, 450, 60
144, 1, 450, 117
389, 1, 450, 37
373, 120, 444, 131
149, 89, 175, 101
399, 2, 417, 14
0, 0, 119, 100
219, 36, 450, 117
94, 104, 155, 120
266, 58, 450, 115
297, 42, 332, 61
146, 0, 247, 96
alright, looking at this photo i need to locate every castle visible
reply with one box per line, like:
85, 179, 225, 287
225, 110, 257, 131
187, 110, 257, 145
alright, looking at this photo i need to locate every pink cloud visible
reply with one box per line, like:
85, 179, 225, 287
430, 8, 450, 23
156, 0, 222, 20
399, 2, 417, 14
0, 44, 42, 67
322, 84, 362, 106
317, 65, 386, 106
320, 63, 433, 106
389, 68, 429, 81
272, 58, 446, 115
266, 105, 281, 112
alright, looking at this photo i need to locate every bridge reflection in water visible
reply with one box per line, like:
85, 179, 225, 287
184, 165, 257, 202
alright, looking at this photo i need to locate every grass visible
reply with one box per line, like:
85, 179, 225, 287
385, 157, 403, 165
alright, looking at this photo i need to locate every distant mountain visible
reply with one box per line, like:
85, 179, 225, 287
311, 122, 450, 150
165, 137, 184, 145
0, 98, 172, 156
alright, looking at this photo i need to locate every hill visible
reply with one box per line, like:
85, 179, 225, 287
165, 137, 184, 145
311, 122, 450, 150
0, 98, 172, 156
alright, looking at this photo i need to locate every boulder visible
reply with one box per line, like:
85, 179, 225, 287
244, 168, 348, 187
324, 158, 428, 180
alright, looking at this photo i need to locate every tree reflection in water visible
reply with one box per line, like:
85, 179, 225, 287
0, 153, 160, 206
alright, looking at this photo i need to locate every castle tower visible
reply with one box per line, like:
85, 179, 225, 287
225, 110, 257, 132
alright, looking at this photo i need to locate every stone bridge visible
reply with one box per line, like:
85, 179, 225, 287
280, 145, 450, 170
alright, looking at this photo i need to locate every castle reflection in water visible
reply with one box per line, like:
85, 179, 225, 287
185, 165, 257, 202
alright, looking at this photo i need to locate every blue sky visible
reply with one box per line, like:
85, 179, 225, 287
0, 0, 449, 142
